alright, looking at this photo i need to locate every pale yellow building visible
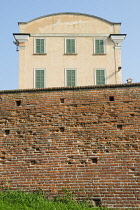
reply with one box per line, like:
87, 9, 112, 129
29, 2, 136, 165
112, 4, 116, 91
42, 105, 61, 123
13, 13, 126, 89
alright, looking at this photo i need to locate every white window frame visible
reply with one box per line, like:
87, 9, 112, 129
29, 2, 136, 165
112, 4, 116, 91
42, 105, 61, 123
34, 68, 46, 88
65, 38, 76, 54
65, 68, 77, 87
94, 38, 106, 55
94, 68, 107, 85
34, 38, 46, 54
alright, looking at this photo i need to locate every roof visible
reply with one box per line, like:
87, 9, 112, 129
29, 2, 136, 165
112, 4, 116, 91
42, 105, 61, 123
18, 12, 121, 25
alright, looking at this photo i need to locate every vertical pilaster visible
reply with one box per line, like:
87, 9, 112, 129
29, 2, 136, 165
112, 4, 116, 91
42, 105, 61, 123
13, 34, 30, 89
109, 34, 126, 84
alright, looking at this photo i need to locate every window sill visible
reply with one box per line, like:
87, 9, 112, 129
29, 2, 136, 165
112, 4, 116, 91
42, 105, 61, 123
64, 54, 77, 55
33, 53, 47, 55
93, 53, 106, 55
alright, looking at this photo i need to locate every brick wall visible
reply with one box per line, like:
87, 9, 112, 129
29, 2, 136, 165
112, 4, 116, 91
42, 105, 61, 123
0, 84, 139, 209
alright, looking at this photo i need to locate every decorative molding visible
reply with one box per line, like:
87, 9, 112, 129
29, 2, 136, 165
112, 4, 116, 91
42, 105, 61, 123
13, 33, 30, 45
109, 34, 126, 46
31, 33, 110, 37
18, 46, 26, 49
115, 45, 121, 49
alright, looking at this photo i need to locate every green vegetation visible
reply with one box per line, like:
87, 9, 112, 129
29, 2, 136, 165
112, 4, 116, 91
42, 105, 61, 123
0, 189, 111, 210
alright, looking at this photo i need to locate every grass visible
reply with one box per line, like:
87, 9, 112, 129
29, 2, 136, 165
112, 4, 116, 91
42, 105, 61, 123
0, 189, 111, 210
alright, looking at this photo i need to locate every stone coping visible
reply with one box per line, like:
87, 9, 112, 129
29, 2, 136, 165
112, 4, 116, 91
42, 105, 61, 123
0, 83, 140, 94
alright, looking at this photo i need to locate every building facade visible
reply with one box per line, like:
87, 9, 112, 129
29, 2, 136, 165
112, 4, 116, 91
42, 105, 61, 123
13, 13, 126, 89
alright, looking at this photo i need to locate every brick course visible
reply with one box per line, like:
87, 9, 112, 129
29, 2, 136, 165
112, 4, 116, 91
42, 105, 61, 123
0, 84, 140, 209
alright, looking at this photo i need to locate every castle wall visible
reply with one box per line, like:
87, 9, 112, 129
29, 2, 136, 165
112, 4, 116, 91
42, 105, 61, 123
0, 84, 139, 209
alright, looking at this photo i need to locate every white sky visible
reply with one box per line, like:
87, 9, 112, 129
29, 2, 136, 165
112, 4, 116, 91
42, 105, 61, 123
0, 0, 140, 90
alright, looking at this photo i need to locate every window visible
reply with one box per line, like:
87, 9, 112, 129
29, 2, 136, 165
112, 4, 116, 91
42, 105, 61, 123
65, 38, 76, 54
34, 38, 45, 54
65, 69, 76, 86
34, 69, 45, 88
95, 69, 106, 85
94, 39, 105, 54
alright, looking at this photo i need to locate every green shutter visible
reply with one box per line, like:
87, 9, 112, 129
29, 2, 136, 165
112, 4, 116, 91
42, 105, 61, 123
66, 39, 70, 54
100, 40, 104, 54
95, 39, 104, 54
67, 70, 71, 86
71, 39, 75, 54
35, 70, 45, 88
36, 39, 45, 54
71, 70, 75, 86
40, 39, 45, 54
66, 39, 75, 54
36, 39, 40, 54
66, 70, 76, 86
96, 70, 105, 85
95, 40, 100, 54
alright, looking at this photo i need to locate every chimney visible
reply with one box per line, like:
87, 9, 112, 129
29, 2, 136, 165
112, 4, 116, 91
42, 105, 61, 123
126, 78, 133, 84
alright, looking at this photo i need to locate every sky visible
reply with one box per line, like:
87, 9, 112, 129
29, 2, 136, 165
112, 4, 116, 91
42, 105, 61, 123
0, 0, 140, 90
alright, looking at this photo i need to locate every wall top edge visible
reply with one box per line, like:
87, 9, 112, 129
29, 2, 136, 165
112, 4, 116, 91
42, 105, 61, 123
18, 12, 121, 25
0, 83, 140, 94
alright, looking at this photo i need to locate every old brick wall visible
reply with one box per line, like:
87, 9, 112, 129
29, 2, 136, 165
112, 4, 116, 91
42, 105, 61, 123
0, 84, 139, 209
